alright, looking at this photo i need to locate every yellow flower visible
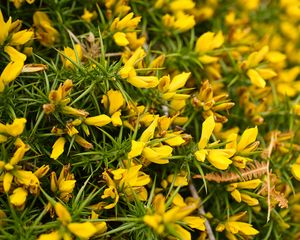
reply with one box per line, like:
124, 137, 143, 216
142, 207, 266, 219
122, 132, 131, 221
194, 116, 235, 169
81, 8, 96, 23
84, 114, 111, 127
68, 222, 98, 239
0, 10, 12, 45
33, 11, 59, 46
0, 118, 26, 137
0, 47, 26, 89
169, 0, 195, 12
110, 12, 141, 31
216, 212, 259, 237
113, 32, 129, 46
142, 145, 173, 164
50, 137, 66, 160
291, 156, 300, 181
163, 132, 185, 146
62, 44, 83, 68
54, 202, 72, 225
10, 29, 33, 45
10, 187, 28, 208
128, 140, 146, 159
102, 89, 125, 115
111, 111, 122, 126
143, 194, 205, 239
51, 165, 76, 202
195, 31, 224, 64
38, 231, 61, 240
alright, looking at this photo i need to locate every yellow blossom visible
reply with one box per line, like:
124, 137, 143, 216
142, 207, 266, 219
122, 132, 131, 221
50, 137, 66, 160
102, 89, 125, 115
113, 32, 129, 46
84, 114, 111, 127
68, 222, 98, 239
62, 44, 83, 68
33, 11, 59, 46
10, 187, 28, 207
81, 8, 96, 23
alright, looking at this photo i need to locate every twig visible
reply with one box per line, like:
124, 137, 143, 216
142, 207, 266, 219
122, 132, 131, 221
266, 159, 271, 222
189, 181, 216, 240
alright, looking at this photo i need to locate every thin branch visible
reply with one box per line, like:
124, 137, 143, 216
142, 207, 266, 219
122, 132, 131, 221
189, 181, 215, 240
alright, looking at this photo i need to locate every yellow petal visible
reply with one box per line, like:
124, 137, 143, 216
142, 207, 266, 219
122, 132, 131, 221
198, 115, 215, 149
240, 193, 259, 206
167, 174, 188, 186
128, 140, 145, 159
256, 68, 277, 79
4, 46, 27, 62
198, 55, 219, 64
113, 32, 129, 46
173, 224, 191, 240
128, 75, 159, 88
10, 187, 28, 207
55, 202, 71, 225
0, 61, 24, 84
247, 69, 266, 88
194, 149, 207, 162
143, 214, 163, 233
183, 216, 206, 231
140, 116, 159, 142
266, 51, 286, 63
236, 179, 261, 189
10, 29, 33, 45
230, 189, 241, 202
68, 222, 98, 239
207, 149, 232, 170
142, 146, 172, 164
168, 72, 191, 92
227, 221, 259, 235
111, 111, 122, 126
59, 180, 76, 193
84, 115, 111, 127
163, 133, 185, 146
196, 32, 214, 53
38, 231, 61, 240
237, 126, 258, 152
291, 163, 300, 181
50, 137, 66, 160
0, 12, 11, 44
102, 90, 125, 115
3, 172, 14, 192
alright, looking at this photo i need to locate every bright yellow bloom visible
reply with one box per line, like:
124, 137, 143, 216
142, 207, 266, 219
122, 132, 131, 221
54, 202, 72, 225
195, 31, 224, 64
142, 145, 173, 164
217, 212, 259, 237
0, 10, 12, 45
62, 44, 83, 68
10, 187, 28, 207
110, 12, 141, 31
10, 29, 33, 45
84, 114, 111, 127
128, 140, 146, 159
33, 11, 59, 46
291, 156, 300, 181
81, 8, 96, 23
50, 137, 66, 160
144, 194, 205, 239
113, 32, 129, 46
68, 222, 98, 239
0, 118, 26, 137
102, 89, 125, 115
194, 116, 235, 169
